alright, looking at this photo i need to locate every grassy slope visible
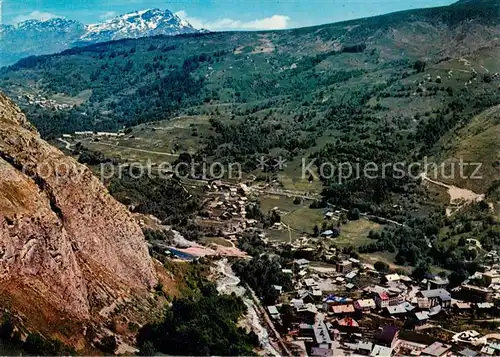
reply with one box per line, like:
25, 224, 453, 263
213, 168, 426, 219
438, 104, 499, 193
73, 115, 211, 163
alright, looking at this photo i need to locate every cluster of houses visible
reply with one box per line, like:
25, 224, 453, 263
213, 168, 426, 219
484, 250, 500, 263
136, 173, 500, 356
264, 258, 500, 357
63, 131, 126, 139
23, 94, 74, 110
196, 180, 261, 239
133, 171, 500, 357
456, 268, 500, 303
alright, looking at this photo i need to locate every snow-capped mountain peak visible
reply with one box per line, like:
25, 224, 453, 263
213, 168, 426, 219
81, 8, 199, 42
15, 18, 83, 32
0, 8, 205, 67
122, 8, 155, 19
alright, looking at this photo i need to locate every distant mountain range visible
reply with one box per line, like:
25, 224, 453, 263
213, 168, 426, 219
0, 9, 205, 67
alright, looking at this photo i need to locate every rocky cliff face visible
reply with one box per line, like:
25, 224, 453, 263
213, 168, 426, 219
0, 92, 157, 337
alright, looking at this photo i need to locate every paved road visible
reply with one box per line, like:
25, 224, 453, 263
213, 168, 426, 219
90, 141, 179, 157
247, 285, 292, 357
57, 138, 72, 150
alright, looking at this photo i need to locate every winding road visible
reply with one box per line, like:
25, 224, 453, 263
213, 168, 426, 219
57, 138, 73, 150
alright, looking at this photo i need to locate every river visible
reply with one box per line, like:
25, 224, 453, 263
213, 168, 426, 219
215, 259, 281, 357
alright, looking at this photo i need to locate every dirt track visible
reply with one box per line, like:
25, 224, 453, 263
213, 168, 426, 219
90, 141, 179, 157
421, 172, 484, 203
420, 173, 485, 216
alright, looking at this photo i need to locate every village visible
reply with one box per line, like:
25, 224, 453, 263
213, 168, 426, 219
152, 178, 500, 357
55, 128, 500, 357
262, 257, 500, 357
21, 93, 75, 110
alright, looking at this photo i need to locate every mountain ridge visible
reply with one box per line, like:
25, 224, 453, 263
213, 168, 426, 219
1, 0, 498, 192
81, 8, 201, 43
0, 8, 204, 67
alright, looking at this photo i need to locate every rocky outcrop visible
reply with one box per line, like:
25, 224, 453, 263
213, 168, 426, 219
0, 93, 157, 332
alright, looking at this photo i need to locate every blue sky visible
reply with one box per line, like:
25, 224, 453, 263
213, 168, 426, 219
3, 0, 455, 30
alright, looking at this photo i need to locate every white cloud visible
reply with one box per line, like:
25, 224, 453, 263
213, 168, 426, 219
12, 11, 58, 24
100, 11, 117, 21
175, 10, 188, 19
175, 11, 290, 31
239, 15, 291, 30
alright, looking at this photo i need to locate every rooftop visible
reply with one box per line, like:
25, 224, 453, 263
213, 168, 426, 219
345, 271, 357, 279
477, 302, 494, 309
305, 278, 317, 287
483, 270, 500, 278
421, 342, 452, 357
454, 302, 472, 309
313, 321, 332, 345
415, 311, 430, 321
458, 348, 478, 357
420, 289, 451, 301
386, 304, 407, 315
311, 347, 334, 357
331, 304, 355, 314
337, 317, 359, 327
295, 258, 310, 265
429, 275, 449, 285
385, 273, 401, 282
347, 341, 373, 352
355, 299, 376, 308
371, 344, 392, 357
267, 305, 279, 315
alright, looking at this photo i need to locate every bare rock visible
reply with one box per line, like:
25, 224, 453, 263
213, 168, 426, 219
0, 92, 157, 339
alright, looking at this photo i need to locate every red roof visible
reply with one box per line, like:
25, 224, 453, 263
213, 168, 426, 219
331, 305, 355, 314
378, 291, 389, 300
337, 317, 359, 327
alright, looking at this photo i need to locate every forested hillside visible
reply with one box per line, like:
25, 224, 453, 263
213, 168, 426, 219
1, 0, 499, 137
